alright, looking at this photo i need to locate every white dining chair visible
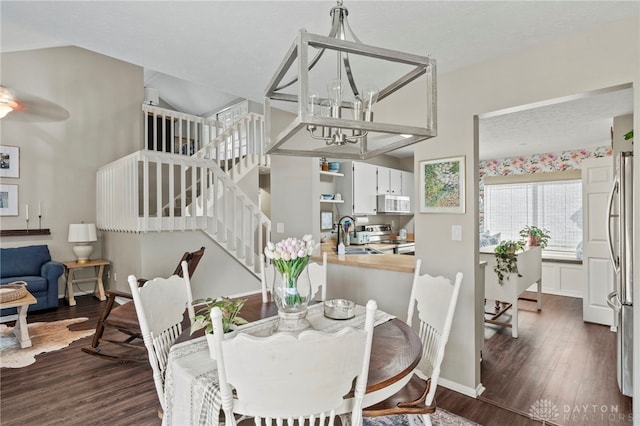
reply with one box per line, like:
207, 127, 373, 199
298, 251, 328, 302
127, 260, 194, 414
259, 252, 327, 303
362, 259, 463, 426
211, 299, 378, 426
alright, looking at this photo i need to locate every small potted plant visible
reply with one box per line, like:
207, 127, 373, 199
493, 240, 524, 285
519, 225, 550, 248
192, 296, 248, 359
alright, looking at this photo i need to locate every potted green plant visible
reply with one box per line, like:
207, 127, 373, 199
493, 240, 524, 285
624, 129, 633, 142
519, 225, 550, 248
192, 296, 248, 359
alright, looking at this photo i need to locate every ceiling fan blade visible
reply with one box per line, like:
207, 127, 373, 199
3, 88, 70, 123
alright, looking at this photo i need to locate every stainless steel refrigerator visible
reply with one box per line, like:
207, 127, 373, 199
606, 150, 634, 397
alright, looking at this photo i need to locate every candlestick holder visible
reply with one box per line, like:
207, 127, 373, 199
25, 218, 29, 231
38, 215, 42, 230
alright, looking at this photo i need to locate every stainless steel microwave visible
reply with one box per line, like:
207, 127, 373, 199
377, 195, 411, 214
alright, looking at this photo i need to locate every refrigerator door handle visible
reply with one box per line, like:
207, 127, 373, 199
607, 291, 621, 313
607, 177, 620, 274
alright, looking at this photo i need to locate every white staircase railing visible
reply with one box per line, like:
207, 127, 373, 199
143, 104, 224, 156
143, 105, 270, 183
195, 113, 270, 181
97, 150, 271, 274
99, 104, 271, 273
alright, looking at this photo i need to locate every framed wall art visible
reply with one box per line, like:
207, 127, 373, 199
0, 145, 20, 178
419, 156, 466, 213
320, 210, 334, 231
0, 184, 19, 216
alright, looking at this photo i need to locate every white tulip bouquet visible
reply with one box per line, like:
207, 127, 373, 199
264, 234, 315, 307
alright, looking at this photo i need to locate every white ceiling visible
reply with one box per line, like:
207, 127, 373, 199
1, 1, 637, 159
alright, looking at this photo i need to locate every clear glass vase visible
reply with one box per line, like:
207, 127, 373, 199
273, 267, 312, 332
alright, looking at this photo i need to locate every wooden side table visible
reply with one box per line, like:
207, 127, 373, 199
0, 291, 38, 348
63, 259, 110, 306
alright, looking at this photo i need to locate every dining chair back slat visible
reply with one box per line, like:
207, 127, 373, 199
212, 299, 378, 425
408, 260, 463, 407
128, 260, 194, 412
363, 259, 463, 425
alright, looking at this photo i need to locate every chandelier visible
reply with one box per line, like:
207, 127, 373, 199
264, 1, 437, 160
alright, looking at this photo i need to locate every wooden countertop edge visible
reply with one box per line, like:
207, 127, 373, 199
314, 245, 415, 273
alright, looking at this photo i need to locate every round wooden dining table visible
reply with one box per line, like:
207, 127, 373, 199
168, 292, 423, 424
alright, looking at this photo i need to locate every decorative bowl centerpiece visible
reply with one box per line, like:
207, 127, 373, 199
324, 299, 356, 320
321, 193, 334, 200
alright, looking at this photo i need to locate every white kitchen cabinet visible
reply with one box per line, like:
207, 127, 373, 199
336, 161, 378, 215
390, 169, 402, 195
377, 166, 402, 195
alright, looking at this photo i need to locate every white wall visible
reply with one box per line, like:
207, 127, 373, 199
406, 16, 639, 396
271, 155, 319, 243
0, 46, 143, 294
102, 230, 259, 300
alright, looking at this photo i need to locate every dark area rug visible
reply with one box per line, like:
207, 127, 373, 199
363, 408, 480, 426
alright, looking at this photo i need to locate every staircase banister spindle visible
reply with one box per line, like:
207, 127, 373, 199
100, 105, 268, 277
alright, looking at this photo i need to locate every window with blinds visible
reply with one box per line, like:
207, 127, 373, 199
484, 180, 582, 252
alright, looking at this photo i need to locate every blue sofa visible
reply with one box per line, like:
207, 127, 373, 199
1, 245, 64, 314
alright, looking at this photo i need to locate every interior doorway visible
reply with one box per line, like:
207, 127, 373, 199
475, 84, 634, 425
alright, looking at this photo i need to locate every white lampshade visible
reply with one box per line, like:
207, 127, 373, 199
68, 223, 97, 243
68, 223, 97, 263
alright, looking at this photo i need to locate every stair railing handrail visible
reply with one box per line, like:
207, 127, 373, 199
143, 104, 224, 157
97, 149, 271, 274
195, 112, 269, 181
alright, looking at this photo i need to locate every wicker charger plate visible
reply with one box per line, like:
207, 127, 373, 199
0, 282, 28, 303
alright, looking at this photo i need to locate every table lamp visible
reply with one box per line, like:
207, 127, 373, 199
68, 223, 97, 263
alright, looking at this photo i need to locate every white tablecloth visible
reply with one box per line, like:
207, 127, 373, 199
162, 304, 395, 426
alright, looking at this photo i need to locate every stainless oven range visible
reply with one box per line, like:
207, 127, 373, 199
362, 224, 415, 255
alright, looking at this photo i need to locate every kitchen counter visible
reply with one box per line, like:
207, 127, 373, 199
315, 243, 415, 273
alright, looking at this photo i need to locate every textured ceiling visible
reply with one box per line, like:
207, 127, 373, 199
1, 1, 637, 159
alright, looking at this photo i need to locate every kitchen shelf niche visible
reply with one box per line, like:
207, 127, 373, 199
319, 171, 344, 177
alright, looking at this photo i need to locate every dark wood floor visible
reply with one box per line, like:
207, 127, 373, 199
480, 291, 633, 426
1, 295, 569, 426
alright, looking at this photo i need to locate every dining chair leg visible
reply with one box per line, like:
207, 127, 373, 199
421, 413, 433, 426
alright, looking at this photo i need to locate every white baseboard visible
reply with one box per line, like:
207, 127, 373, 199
536, 287, 582, 299
438, 378, 485, 398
